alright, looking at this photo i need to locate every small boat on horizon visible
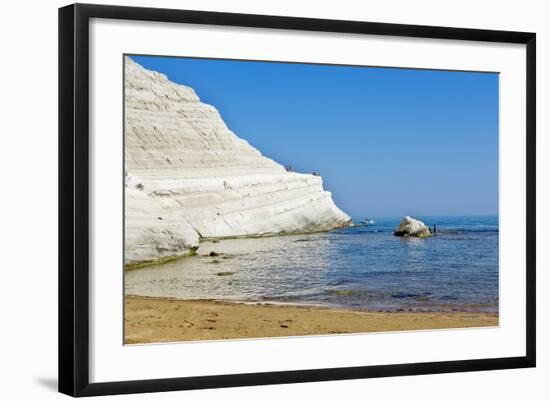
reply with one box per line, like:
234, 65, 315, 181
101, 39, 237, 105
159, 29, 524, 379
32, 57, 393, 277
360, 218, 375, 225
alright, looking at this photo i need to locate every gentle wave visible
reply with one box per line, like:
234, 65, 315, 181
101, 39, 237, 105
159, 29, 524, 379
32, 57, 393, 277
126, 215, 499, 313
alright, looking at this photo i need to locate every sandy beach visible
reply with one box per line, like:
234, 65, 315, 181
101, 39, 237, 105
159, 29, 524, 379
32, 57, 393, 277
124, 295, 498, 344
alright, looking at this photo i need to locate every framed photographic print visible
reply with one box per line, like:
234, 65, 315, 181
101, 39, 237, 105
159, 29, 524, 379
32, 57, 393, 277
58, 3, 536, 397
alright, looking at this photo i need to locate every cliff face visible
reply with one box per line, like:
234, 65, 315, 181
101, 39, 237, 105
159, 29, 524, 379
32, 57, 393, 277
125, 57, 351, 266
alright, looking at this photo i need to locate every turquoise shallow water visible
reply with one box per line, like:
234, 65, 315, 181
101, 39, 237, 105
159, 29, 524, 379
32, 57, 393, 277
125, 215, 499, 312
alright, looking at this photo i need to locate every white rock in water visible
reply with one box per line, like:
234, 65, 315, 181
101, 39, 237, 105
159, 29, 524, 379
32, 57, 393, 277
394, 216, 432, 238
124, 57, 351, 266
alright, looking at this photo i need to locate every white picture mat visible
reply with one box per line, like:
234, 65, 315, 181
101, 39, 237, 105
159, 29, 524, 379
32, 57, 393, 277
89, 18, 526, 383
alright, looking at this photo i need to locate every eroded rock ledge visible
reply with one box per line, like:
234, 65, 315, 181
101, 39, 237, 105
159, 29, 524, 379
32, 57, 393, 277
124, 57, 351, 266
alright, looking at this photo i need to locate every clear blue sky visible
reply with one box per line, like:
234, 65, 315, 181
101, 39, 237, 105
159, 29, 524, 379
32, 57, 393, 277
130, 55, 499, 218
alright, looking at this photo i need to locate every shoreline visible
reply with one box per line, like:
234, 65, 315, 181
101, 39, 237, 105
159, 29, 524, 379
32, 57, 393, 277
124, 225, 353, 271
125, 292, 498, 313
124, 295, 499, 344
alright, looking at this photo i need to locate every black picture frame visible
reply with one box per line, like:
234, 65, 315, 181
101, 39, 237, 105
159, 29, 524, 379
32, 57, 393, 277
59, 3, 536, 397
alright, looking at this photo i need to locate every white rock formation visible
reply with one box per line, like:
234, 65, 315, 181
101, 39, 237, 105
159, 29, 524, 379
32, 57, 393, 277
394, 216, 432, 238
125, 57, 351, 266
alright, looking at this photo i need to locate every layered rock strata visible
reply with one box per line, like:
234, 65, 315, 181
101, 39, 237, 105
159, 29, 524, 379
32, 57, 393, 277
125, 57, 351, 266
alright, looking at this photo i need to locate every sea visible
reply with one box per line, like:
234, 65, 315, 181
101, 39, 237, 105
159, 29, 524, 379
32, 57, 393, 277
125, 215, 499, 313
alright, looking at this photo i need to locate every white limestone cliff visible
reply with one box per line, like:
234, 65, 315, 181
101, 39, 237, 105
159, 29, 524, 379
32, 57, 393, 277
125, 57, 351, 266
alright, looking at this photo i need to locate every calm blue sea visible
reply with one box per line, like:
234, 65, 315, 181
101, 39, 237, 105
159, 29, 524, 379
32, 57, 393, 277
125, 215, 499, 313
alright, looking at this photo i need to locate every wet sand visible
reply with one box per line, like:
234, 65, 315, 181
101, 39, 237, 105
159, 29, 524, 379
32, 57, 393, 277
124, 295, 499, 344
